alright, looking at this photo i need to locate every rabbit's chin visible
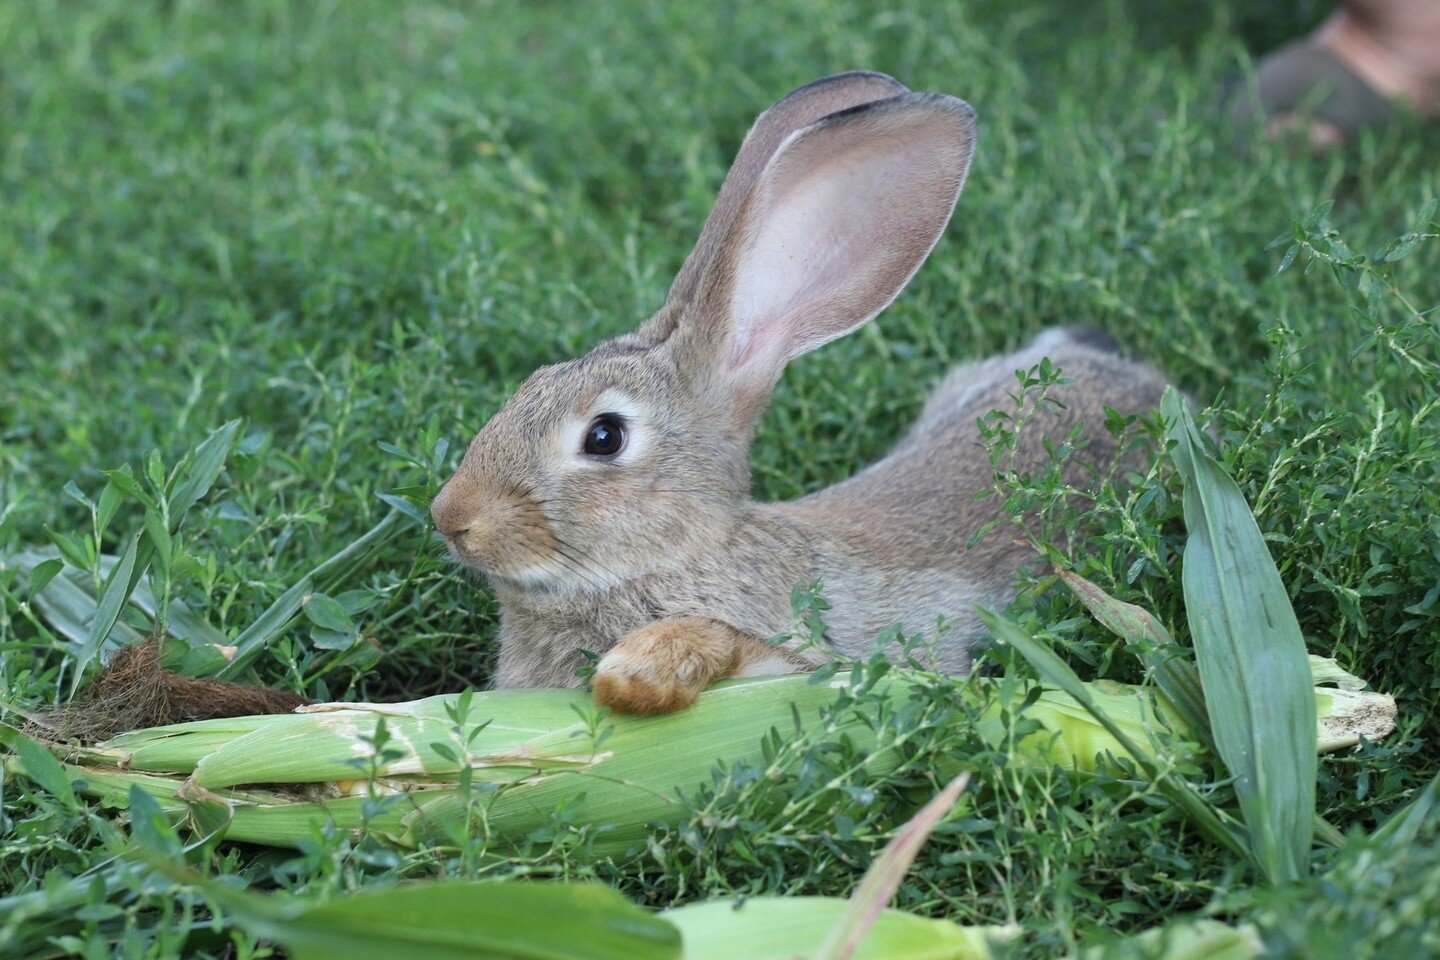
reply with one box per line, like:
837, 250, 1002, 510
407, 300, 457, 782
444, 529, 636, 595
474, 556, 629, 595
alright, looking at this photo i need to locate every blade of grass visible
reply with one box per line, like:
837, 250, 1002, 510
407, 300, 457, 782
1368, 773, 1440, 850
15, 548, 228, 652
978, 608, 1251, 864
17, 502, 412, 685
13, 552, 146, 649
167, 420, 241, 527
0, 727, 79, 809
71, 532, 141, 695
1163, 389, 1317, 884
219, 509, 412, 679
99, 551, 231, 650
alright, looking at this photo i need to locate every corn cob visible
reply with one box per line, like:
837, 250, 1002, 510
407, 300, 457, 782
6, 664, 1394, 852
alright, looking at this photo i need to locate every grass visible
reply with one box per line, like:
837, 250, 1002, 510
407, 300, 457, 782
1, 0, 1438, 956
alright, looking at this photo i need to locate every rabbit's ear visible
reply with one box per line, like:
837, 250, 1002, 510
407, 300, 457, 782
692, 92, 976, 398
665, 72, 910, 309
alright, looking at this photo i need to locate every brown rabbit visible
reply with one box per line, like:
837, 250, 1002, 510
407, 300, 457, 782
431, 72, 1171, 714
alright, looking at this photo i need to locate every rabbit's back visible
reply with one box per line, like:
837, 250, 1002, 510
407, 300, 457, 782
772, 328, 1170, 667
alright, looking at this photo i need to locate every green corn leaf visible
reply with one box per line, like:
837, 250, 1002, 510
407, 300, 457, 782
1162, 389, 1317, 884
309, 509, 413, 594
278, 883, 680, 960
1052, 571, 1357, 849
146, 871, 680, 960
1081, 919, 1260, 960
136, 854, 999, 960
218, 576, 313, 679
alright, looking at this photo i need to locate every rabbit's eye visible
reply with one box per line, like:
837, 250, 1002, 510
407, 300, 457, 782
582, 415, 626, 457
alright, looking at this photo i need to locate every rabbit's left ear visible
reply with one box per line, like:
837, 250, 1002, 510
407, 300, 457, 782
687, 92, 976, 399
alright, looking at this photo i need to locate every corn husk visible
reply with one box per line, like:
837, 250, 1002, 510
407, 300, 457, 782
5, 664, 1394, 853
1081, 919, 1261, 960
661, 897, 1004, 960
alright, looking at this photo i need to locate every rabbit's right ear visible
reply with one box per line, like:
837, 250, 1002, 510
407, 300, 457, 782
663, 72, 910, 309
673, 90, 976, 414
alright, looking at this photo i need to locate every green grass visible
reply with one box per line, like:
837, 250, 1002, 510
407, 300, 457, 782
2, 0, 1439, 956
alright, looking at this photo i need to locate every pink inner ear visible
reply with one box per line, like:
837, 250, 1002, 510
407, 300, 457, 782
722, 109, 966, 379
727, 163, 869, 371
729, 312, 788, 369
728, 149, 896, 366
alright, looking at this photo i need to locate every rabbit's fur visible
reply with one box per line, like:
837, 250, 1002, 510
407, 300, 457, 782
432, 73, 1171, 714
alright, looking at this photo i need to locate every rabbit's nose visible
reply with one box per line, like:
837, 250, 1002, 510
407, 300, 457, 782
431, 474, 482, 536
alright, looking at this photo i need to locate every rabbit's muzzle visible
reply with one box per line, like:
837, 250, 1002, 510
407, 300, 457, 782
431, 472, 560, 580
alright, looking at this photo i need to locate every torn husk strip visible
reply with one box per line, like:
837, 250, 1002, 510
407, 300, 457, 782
10, 668, 1395, 853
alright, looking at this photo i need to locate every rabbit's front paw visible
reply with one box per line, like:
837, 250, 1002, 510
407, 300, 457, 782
591, 617, 738, 716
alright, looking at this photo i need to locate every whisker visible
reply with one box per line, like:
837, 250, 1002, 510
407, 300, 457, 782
538, 554, 594, 591
530, 535, 610, 593
504, 510, 614, 591
550, 541, 615, 593
513, 540, 587, 588
550, 534, 625, 589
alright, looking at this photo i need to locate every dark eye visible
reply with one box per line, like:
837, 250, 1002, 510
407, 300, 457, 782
582, 415, 626, 457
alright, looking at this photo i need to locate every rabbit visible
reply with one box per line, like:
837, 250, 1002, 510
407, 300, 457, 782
430, 71, 1172, 715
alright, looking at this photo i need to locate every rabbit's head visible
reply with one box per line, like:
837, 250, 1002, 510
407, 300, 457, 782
432, 73, 976, 591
